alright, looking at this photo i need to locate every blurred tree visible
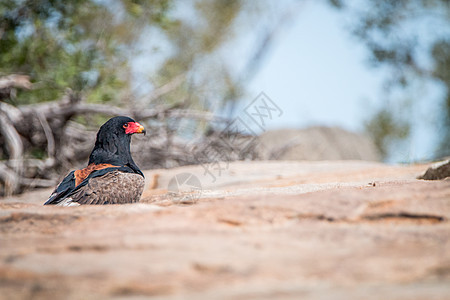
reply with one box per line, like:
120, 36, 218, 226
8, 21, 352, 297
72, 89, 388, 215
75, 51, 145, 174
148, 0, 245, 109
0, 0, 174, 106
329, 0, 450, 159
364, 108, 410, 159
0, 0, 284, 119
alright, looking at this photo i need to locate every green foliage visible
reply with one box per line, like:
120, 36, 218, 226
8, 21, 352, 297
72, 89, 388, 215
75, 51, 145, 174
0, 0, 172, 105
365, 108, 410, 159
432, 39, 450, 157
0, 0, 256, 120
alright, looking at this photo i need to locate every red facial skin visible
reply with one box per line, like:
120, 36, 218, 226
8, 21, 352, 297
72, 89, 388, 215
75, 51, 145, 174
124, 122, 146, 135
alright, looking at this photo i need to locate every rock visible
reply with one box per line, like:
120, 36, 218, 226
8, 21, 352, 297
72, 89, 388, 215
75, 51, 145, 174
0, 161, 449, 299
419, 159, 450, 180
257, 127, 380, 161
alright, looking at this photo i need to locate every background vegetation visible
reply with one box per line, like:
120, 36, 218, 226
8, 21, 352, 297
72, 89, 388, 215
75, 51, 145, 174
331, 0, 450, 159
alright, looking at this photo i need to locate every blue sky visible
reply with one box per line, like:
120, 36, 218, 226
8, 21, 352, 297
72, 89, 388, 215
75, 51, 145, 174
249, 2, 382, 131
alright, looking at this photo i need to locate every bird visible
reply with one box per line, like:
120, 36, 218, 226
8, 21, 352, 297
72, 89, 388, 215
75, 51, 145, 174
44, 116, 146, 206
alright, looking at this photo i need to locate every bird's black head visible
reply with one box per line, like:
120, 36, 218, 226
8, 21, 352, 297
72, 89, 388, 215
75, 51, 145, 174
88, 116, 146, 173
97, 116, 146, 137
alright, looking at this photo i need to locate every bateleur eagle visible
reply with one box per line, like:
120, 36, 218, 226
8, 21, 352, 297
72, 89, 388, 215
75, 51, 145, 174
44, 116, 146, 206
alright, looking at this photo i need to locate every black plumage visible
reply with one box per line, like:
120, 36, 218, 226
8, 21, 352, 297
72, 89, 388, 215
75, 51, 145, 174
44, 116, 146, 206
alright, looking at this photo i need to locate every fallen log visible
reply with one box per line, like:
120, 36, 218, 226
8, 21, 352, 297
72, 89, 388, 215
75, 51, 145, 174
0, 90, 234, 196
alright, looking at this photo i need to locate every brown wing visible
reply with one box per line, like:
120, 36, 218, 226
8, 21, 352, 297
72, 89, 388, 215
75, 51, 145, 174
59, 170, 145, 206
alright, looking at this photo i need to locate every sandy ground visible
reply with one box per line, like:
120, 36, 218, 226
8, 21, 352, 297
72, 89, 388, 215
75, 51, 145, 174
0, 161, 449, 299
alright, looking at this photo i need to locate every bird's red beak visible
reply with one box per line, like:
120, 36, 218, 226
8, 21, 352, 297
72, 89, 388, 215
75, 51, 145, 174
125, 122, 146, 135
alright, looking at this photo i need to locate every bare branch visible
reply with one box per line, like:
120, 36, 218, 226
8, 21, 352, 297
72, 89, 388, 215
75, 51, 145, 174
0, 84, 234, 196
0, 109, 23, 195
165, 109, 221, 122
138, 73, 187, 103
0, 74, 32, 90
0, 163, 20, 196
36, 111, 56, 158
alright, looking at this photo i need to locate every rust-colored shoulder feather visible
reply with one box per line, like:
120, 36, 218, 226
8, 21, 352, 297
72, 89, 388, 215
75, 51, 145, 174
74, 163, 116, 186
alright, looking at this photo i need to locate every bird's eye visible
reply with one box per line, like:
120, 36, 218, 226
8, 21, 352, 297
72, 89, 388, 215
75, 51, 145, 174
123, 123, 128, 128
